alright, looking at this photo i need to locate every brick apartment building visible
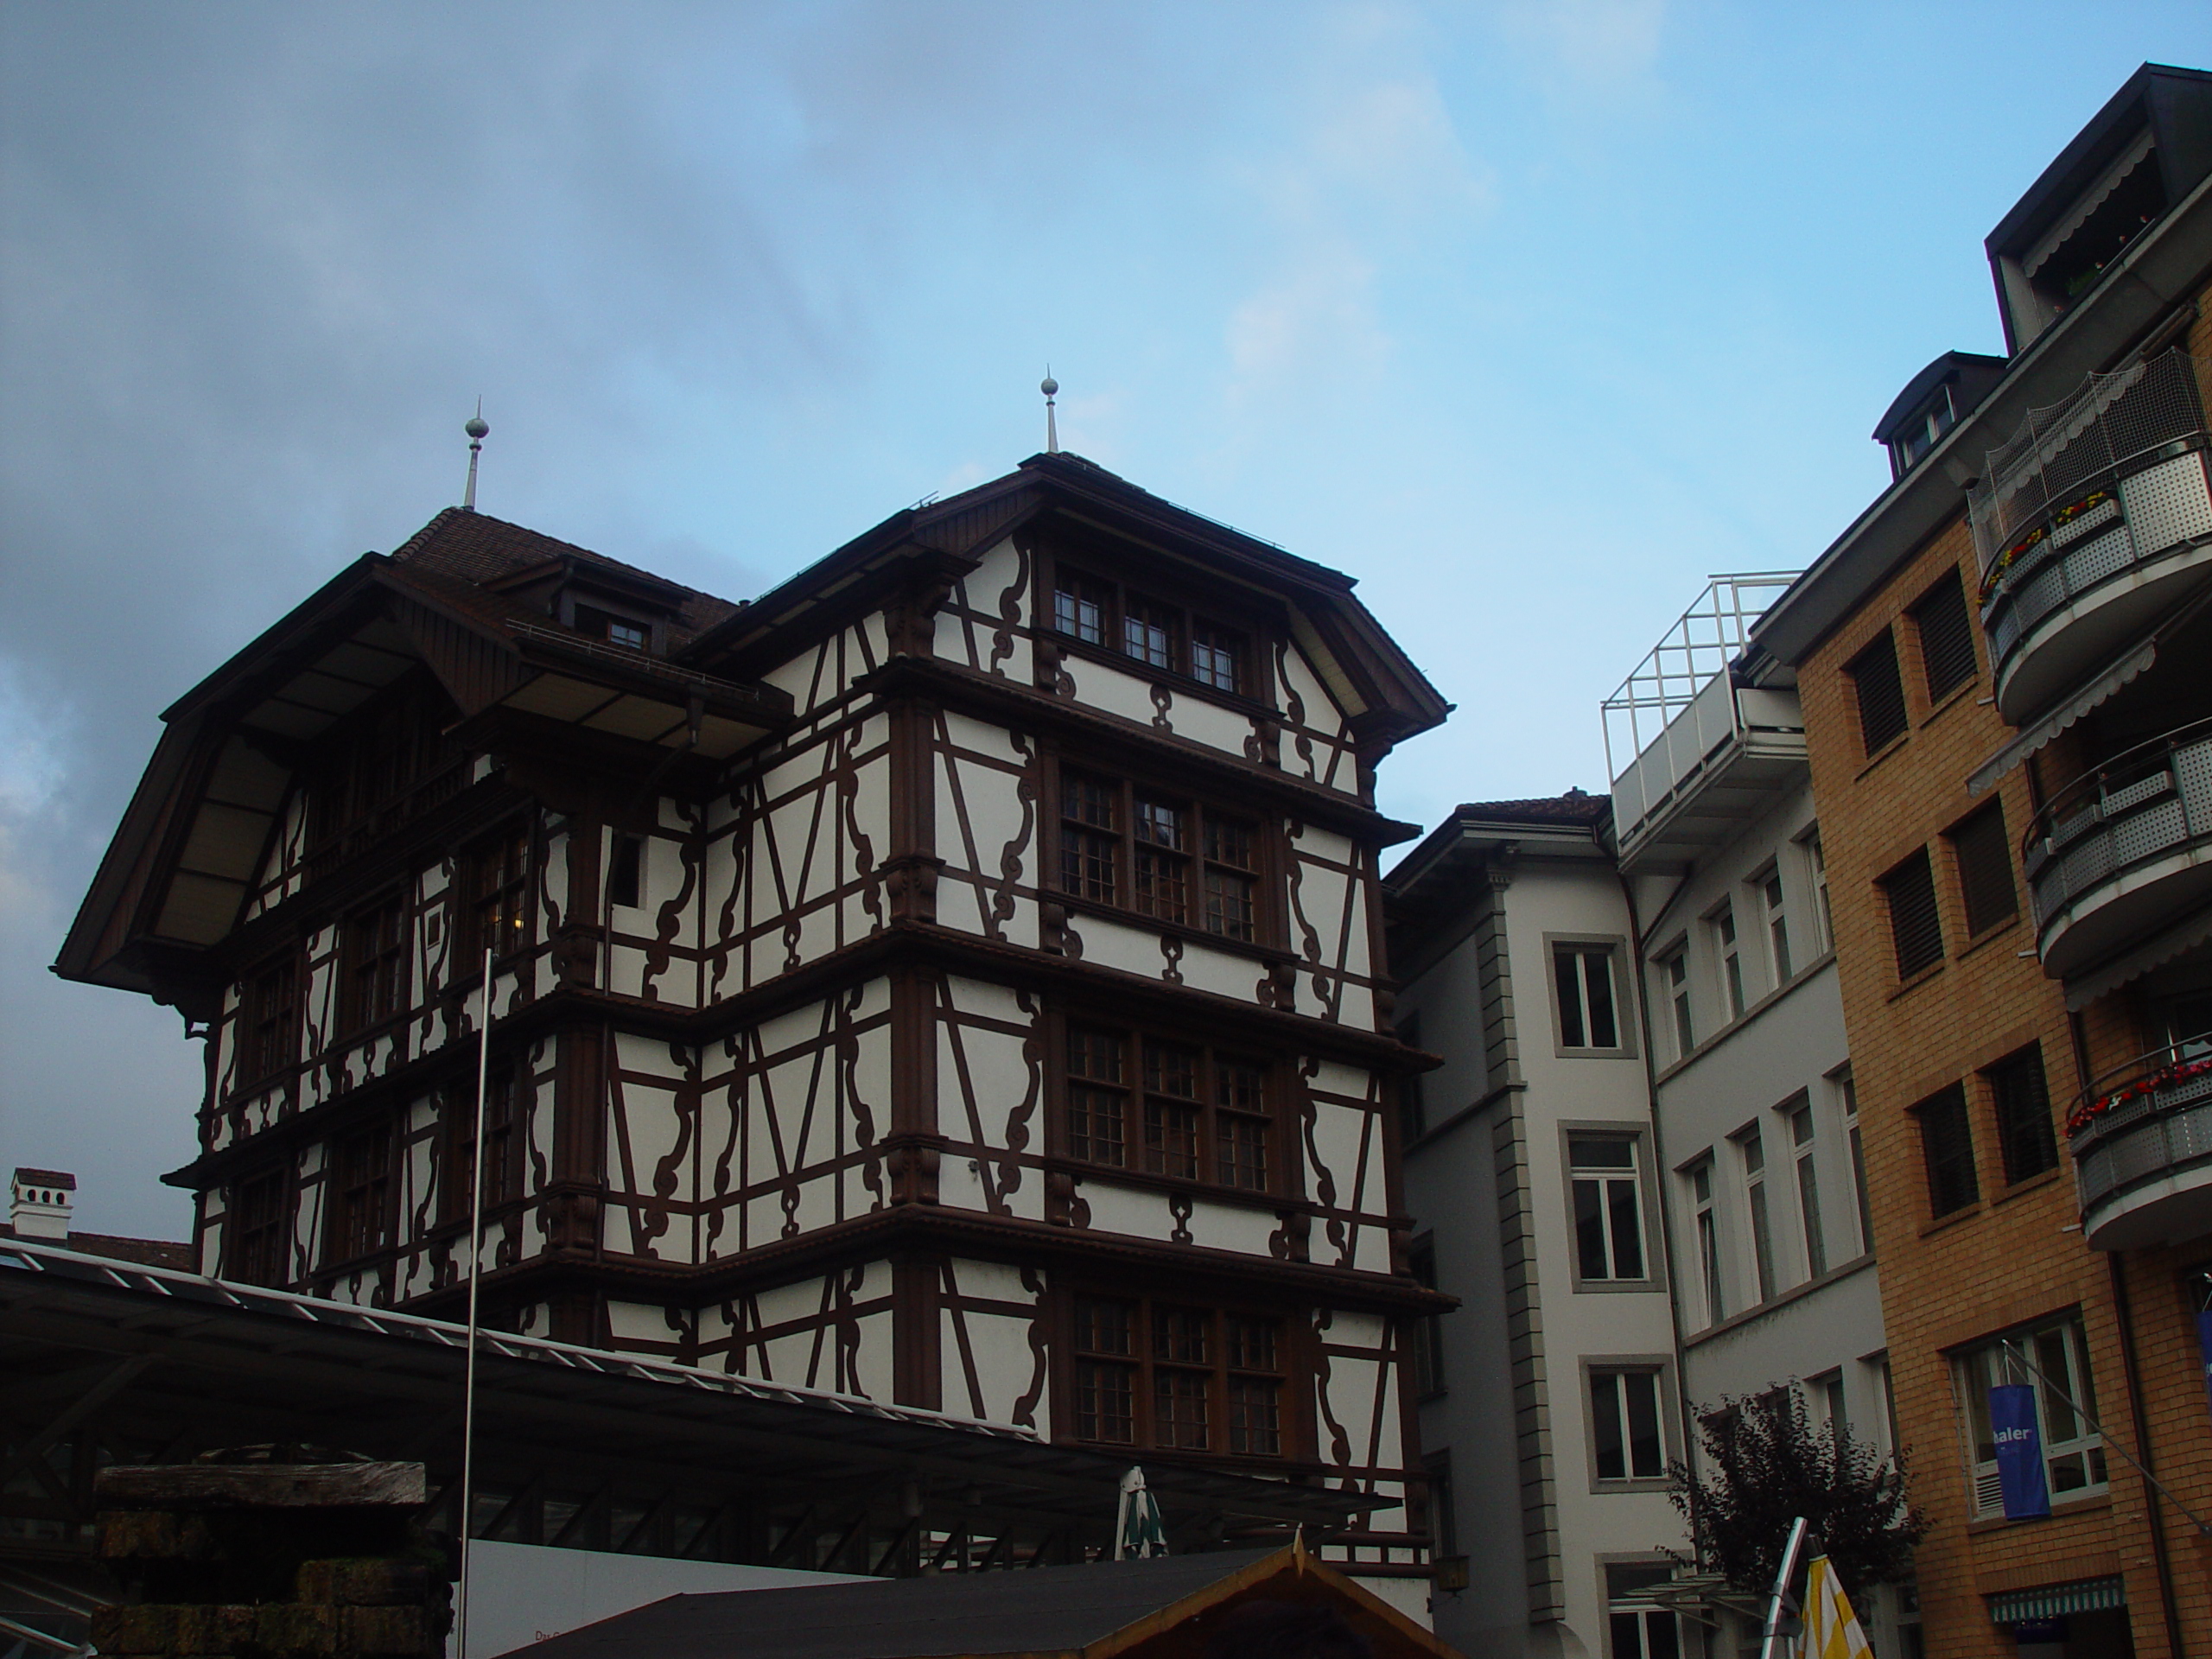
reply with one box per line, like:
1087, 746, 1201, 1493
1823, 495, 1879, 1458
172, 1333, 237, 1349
1749, 65, 2212, 1659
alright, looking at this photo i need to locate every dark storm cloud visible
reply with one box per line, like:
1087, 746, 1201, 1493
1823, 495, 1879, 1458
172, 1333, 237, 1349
0, 0, 1241, 1230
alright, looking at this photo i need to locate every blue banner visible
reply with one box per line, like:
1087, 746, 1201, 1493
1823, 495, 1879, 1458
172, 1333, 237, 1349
2199, 1312, 2212, 1424
1990, 1383, 2050, 1520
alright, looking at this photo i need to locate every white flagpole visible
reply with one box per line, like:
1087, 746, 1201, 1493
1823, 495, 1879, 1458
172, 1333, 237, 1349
455, 942, 493, 1659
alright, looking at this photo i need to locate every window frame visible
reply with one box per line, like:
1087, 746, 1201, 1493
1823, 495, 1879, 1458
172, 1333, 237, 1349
1548, 935, 1635, 1058
1052, 1014, 1283, 1198
323, 1119, 396, 1268
1847, 628, 1910, 757
445, 1065, 524, 1224
1713, 902, 1747, 1020
1602, 1560, 1689, 1659
1686, 1155, 1725, 1326
1985, 1042, 2059, 1187
342, 892, 410, 1034
1582, 1358, 1675, 1491
1948, 804, 2019, 941
460, 819, 533, 967
1733, 1121, 1778, 1304
227, 1166, 292, 1287
1880, 848, 1944, 981
1837, 1067, 1874, 1256
1560, 1124, 1662, 1293
1656, 942, 1694, 1061
1783, 1092, 1827, 1281
1952, 1313, 2108, 1519
1062, 1290, 1298, 1461
238, 950, 302, 1089
1910, 568, 1980, 703
1048, 758, 1276, 951
1912, 1082, 1980, 1219
1043, 555, 1272, 709
1802, 830, 1834, 957
1408, 1238, 1446, 1397
1757, 863, 1794, 984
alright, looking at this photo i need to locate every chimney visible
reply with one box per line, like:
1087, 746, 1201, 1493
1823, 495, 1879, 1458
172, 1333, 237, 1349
10, 1167, 76, 1240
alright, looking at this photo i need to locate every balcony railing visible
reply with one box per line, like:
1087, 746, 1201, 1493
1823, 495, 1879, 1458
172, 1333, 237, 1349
1603, 574, 1804, 868
2022, 716, 2212, 979
1971, 351, 2212, 721
2068, 1031, 2212, 1249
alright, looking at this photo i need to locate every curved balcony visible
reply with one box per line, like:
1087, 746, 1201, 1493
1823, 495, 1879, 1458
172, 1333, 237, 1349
2068, 1033, 2212, 1249
2022, 718, 2212, 980
1974, 352, 2212, 724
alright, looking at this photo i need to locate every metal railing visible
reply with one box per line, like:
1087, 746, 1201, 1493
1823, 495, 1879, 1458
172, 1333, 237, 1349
1970, 349, 2210, 581
2068, 1031, 2212, 1224
2022, 715, 2212, 932
1603, 574, 1798, 771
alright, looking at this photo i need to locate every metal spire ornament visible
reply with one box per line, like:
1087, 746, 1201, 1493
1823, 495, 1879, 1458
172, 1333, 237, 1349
462, 401, 489, 512
1040, 372, 1059, 454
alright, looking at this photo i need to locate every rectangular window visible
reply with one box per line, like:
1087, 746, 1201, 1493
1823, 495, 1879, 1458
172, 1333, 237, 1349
1955, 1316, 2107, 1517
1053, 575, 1110, 645
1690, 1159, 1723, 1325
1762, 869, 1793, 982
1848, 629, 1910, 755
1715, 905, 1745, 1019
1806, 831, 1833, 955
327, 1122, 394, 1263
1950, 805, 2018, 938
345, 895, 408, 1032
1912, 570, 1978, 702
1914, 1083, 1979, 1217
1813, 1370, 1847, 1435
1662, 948, 1694, 1059
607, 833, 644, 910
1066, 1026, 1129, 1168
1787, 1097, 1827, 1279
1409, 1244, 1446, 1395
1554, 943, 1621, 1051
1190, 621, 1244, 695
1606, 1564, 1684, 1659
229, 1168, 289, 1287
1395, 1014, 1425, 1142
447, 1068, 520, 1220
1050, 566, 1249, 697
1737, 1125, 1777, 1303
1070, 1295, 1285, 1457
1881, 849, 1943, 979
467, 822, 531, 962
1058, 770, 1262, 944
1065, 1023, 1270, 1192
1590, 1368, 1666, 1481
1422, 1452, 1458, 1559
1986, 1043, 2059, 1185
1841, 1071, 1873, 1255
244, 955, 300, 1084
1570, 1135, 1647, 1283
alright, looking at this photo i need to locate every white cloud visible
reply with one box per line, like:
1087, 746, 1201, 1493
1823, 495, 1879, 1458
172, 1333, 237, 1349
1496, 0, 1666, 92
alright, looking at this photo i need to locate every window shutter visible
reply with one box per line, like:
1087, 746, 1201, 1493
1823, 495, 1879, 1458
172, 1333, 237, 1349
1913, 572, 1979, 702
1952, 806, 2018, 937
1883, 849, 1943, 977
1850, 630, 1910, 754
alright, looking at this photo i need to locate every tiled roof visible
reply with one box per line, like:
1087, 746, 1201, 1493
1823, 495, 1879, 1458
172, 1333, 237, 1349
388, 508, 741, 647
0, 1225, 191, 1271
1452, 791, 1608, 826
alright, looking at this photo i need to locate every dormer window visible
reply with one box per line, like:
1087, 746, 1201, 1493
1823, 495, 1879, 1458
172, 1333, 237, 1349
1049, 565, 1250, 699
575, 605, 650, 652
1891, 387, 1956, 475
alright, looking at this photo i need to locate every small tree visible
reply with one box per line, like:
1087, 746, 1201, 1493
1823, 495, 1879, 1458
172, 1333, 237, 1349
1669, 1391, 1929, 1596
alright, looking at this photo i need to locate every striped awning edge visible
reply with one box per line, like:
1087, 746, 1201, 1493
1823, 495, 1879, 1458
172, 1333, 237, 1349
1987, 1576, 2126, 1624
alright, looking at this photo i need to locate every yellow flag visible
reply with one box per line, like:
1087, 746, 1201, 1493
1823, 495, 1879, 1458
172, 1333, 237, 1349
1801, 1555, 1875, 1659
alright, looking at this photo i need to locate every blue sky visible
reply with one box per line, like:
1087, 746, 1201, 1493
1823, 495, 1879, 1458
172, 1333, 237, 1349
3, 1, 2207, 1233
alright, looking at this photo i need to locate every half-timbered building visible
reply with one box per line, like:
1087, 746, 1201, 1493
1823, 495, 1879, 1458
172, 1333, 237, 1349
55, 451, 1451, 1603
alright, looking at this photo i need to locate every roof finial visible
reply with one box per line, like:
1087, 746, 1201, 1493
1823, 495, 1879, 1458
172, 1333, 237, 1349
1040, 370, 1058, 454
462, 398, 489, 512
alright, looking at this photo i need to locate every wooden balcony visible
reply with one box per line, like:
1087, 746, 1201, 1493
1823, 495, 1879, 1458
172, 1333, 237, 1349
2024, 718, 2212, 982
1973, 351, 2212, 723
2069, 1034, 2212, 1249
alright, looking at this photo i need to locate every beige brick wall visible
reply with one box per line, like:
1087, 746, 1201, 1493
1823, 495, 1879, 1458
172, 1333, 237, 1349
1798, 372, 2212, 1657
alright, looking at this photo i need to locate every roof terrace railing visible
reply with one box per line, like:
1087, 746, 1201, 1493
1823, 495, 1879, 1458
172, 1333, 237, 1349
1603, 573, 1796, 778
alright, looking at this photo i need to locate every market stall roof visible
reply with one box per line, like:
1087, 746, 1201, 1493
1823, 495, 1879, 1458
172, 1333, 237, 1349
505, 1537, 1456, 1659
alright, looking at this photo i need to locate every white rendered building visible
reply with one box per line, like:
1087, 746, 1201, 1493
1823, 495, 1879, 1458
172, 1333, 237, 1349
1388, 796, 1686, 1659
